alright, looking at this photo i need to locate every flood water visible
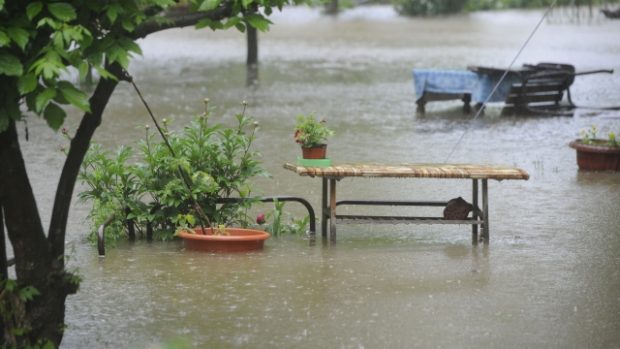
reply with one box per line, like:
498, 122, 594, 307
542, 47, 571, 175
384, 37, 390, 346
16, 5, 620, 348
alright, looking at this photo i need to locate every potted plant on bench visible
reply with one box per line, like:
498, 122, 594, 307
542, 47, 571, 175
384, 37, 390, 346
569, 125, 620, 171
294, 114, 334, 160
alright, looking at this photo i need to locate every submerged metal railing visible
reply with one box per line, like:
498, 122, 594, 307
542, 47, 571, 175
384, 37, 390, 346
97, 196, 316, 256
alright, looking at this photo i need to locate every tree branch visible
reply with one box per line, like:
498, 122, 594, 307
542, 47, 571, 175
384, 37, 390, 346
133, 2, 235, 39
47, 63, 125, 263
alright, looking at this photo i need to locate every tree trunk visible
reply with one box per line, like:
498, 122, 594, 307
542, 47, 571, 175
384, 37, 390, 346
1, 204, 7, 282
246, 24, 258, 67
48, 62, 124, 263
325, 0, 339, 15
1, 203, 6, 343
246, 12, 259, 87
0, 121, 73, 346
125, 206, 136, 241
0, 62, 123, 347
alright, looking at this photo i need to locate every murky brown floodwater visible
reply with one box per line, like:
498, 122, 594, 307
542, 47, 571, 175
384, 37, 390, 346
15, 5, 620, 348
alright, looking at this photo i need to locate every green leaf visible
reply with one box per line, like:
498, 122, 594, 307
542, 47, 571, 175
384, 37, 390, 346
93, 65, 116, 80
118, 38, 142, 56
187, 214, 196, 226
105, 3, 122, 24
78, 61, 89, 79
33, 50, 64, 79
18, 285, 40, 301
224, 16, 242, 30
121, 18, 135, 32
0, 0, 4, 10
153, 0, 176, 6
107, 45, 130, 68
244, 14, 271, 32
26, 2, 44, 20
196, 18, 223, 30
44, 102, 66, 130
62, 26, 86, 44
53, 31, 64, 48
35, 87, 56, 112
0, 31, 9, 47
0, 52, 23, 76
242, 0, 253, 8
7, 27, 30, 51
18, 73, 37, 94
37, 17, 58, 29
199, 0, 221, 11
235, 22, 246, 32
48, 3, 77, 22
59, 81, 90, 112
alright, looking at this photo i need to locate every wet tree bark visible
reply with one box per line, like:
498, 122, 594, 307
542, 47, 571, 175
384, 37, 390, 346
1, 203, 6, 343
1, 204, 6, 282
247, 24, 258, 67
146, 222, 154, 242
0, 121, 73, 346
125, 206, 136, 241
246, 10, 259, 87
0, 62, 123, 346
325, 0, 339, 15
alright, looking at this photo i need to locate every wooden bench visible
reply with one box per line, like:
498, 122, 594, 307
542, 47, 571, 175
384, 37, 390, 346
284, 163, 529, 244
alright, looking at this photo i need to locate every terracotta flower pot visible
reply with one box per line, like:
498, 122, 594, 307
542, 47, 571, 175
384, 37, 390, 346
569, 140, 620, 171
302, 144, 327, 159
178, 227, 270, 253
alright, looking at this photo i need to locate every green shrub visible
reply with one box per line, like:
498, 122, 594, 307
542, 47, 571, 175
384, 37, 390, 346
394, 0, 469, 16
77, 102, 264, 242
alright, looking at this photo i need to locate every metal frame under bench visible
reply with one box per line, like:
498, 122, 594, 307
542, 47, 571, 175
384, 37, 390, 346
284, 163, 529, 245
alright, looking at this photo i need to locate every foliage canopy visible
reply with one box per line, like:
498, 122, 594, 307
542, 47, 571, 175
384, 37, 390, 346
0, 0, 301, 133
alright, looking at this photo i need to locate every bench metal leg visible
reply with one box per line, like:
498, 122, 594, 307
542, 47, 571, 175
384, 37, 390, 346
481, 179, 489, 244
329, 178, 337, 243
472, 179, 479, 245
321, 178, 328, 240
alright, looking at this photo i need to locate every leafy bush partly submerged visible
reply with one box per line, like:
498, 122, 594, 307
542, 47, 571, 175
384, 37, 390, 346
77, 103, 264, 243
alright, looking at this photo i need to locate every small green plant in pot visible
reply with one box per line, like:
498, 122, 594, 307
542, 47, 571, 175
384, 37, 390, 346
294, 114, 334, 159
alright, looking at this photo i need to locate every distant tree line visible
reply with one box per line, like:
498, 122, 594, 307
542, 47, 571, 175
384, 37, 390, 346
390, 0, 619, 16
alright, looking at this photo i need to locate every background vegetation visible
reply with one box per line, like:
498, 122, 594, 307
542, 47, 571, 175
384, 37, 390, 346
390, 0, 620, 16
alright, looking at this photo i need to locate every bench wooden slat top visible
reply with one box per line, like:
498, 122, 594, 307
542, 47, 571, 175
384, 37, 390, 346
284, 163, 530, 180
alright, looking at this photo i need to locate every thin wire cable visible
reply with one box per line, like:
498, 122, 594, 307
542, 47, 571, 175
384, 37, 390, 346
443, 0, 558, 163
129, 74, 212, 230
